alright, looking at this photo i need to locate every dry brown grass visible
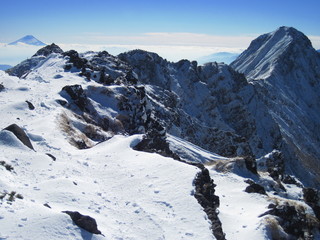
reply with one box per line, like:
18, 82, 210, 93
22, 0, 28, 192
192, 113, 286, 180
58, 111, 93, 149
264, 216, 287, 240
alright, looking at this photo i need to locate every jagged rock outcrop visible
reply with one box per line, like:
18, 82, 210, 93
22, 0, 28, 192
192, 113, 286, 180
133, 119, 179, 159
119, 50, 260, 164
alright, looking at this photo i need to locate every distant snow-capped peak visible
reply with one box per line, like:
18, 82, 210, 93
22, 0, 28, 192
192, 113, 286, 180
8, 35, 46, 46
231, 26, 315, 80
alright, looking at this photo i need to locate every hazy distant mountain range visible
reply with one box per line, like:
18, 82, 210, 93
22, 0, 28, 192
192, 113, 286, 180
197, 52, 239, 64
0, 64, 12, 70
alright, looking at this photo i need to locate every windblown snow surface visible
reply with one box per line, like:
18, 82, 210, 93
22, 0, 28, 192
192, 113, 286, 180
0, 41, 319, 239
0, 65, 212, 240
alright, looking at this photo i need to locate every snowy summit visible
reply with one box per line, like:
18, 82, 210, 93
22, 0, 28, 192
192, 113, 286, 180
8, 35, 46, 46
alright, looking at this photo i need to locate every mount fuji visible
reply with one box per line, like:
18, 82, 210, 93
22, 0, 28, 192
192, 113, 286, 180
8, 35, 46, 46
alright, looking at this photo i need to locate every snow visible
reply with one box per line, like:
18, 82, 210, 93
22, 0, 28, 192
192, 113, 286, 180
1, 33, 319, 239
211, 171, 269, 240
0, 68, 214, 239
167, 134, 228, 164
0, 134, 216, 240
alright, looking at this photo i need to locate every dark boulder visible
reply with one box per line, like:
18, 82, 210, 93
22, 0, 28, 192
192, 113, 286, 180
25, 100, 35, 110
62, 211, 102, 235
244, 179, 267, 195
3, 124, 34, 150
46, 153, 56, 161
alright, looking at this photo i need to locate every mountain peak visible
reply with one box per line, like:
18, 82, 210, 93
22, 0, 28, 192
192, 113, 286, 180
32, 43, 64, 57
231, 26, 315, 80
8, 35, 46, 46
272, 26, 311, 45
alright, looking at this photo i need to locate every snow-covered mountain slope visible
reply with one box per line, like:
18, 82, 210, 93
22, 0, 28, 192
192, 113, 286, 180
1, 27, 320, 239
231, 26, 319, 81
231, 26, 320, 188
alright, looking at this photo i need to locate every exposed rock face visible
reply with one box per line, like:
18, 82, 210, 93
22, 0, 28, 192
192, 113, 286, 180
119, 50, 259, 163
62, 211, 102, 235
3, 124, 34, 150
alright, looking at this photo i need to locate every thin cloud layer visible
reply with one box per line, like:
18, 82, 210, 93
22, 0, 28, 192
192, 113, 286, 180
0, 43, 43, 65
70, 32, 257, 47
1, 33, 319, 66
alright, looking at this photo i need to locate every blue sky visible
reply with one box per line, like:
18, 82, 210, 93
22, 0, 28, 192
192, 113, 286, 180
1, 0, 320, 64
1, 0, 320, 42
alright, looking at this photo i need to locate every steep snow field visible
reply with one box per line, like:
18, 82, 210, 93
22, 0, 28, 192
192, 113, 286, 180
0, 65, 273, 239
